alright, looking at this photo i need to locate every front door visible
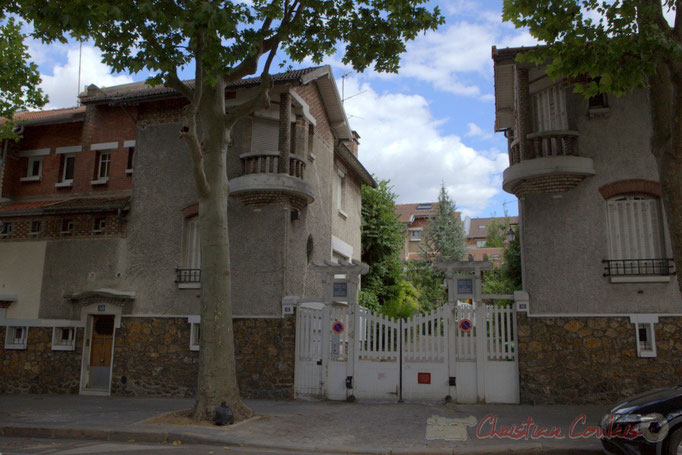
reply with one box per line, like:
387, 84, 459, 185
88, 315, 114, 390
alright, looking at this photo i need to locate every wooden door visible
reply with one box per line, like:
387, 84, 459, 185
90, 315, 114, 367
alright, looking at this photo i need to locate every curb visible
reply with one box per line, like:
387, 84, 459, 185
0, 425, 603, 455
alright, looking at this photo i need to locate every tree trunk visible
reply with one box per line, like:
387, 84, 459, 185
191, 81, 252, 421
648, 63, 682, 296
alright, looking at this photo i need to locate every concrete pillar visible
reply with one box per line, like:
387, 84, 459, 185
294, 116, 308, 157
278, 92, 291, 174
514, 66, 531, 161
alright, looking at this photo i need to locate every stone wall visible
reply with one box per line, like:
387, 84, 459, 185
518, 313, 682, 404
0, 326, 83, 394
110, 316, 296, 399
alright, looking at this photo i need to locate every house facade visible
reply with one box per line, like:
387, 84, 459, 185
0, 66, 373, 398
395, 203, 467, 262
466, 216, 519, 264
493, 46, 682, 404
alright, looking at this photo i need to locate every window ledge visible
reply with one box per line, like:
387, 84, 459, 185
4, 344, 26, 350
125, 169, 133, 175
638, 350, 656, 358
610, 276, 671, 283
20, 176, 41, 182
338, 209, 348, 219
91, 178, 109, 186
51, 344, 75, 351
189, 344, 200, 352
55, 180, 73, 188
588, 107, 611, 118
178, 283, 201, 289
60, 231, 73, 236
410, 239, 422, 242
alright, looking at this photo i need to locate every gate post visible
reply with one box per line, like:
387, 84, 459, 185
475, 303, 487, 402
447, 303, 457, 401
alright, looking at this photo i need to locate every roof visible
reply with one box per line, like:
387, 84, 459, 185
1, 106, 86, 127
0, 197, 130, 217
395, 203, 439, 223
467, 216, 519, 239
79, 66, 327, 104
335, 142, 376, 188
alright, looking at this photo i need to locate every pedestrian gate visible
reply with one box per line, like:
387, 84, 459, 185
294, 301, 519, 403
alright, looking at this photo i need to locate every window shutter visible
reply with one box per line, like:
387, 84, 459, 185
251, 119, 279, 154
532, 84, 568, 132
607, 197, 665, 262
607, 201, 623, 260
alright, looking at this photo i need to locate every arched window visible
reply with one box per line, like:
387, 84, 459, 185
605, 194, 669, 276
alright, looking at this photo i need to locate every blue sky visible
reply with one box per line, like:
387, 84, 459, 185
24, 0, 538, 218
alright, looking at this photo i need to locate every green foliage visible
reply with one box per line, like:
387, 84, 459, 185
360, 178, 408, 313
16, 0, 444, 86
422, 183, 466, 261
502, 0, 679, 97
383, 280, 422, 319
482, 227, 522, 299
404, 260, 446, 312
0, 16, 47, 141
484, 217, 505, 248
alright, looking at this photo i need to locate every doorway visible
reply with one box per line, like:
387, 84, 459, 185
85, 315, 115, 392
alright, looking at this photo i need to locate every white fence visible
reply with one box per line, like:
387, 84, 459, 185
295, 300, 519, 403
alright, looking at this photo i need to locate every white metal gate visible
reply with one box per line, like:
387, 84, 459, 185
294, 302, 519, 403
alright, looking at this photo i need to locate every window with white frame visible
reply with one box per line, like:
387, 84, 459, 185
531, 83, 568, 132
5, 326, 28, 349
0, 222, 12, 239
25, 157, 43, 180
190, 322, 200, 351
476, 240, 486, 248
92, 217, 106, 234
606, 195, 667, 276
183, 217, 201, 269
409, 229, 422, 241
336, 168, 346, 216
96, 152, 111, 180
29, 220, 42, 236
61, 154, 75, 184
61, 219, 74, 236
52, 327, 76, 351
634, 322, 656, 357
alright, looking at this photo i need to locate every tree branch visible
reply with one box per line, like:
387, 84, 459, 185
674, 0, 682, 41
165, 70, 193, 101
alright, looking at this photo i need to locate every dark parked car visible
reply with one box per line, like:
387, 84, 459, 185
601, 386, 682, 455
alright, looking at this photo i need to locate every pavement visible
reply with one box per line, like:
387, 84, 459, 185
0, 395, 609, 454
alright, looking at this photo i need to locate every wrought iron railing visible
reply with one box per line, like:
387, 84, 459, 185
176, 268, 201, 283
602, 259, 675, 277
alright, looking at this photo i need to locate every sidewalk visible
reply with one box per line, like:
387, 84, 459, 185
0, 395, 607, 454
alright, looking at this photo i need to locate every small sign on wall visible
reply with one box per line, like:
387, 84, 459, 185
456, 278, 473, 296
97, 304, 106, 312
418, 372, 431, 384
333, 282, 348, 298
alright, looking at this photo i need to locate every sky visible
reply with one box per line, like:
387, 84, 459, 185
22, 0, 539, 218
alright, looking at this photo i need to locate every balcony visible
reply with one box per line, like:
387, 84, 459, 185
230, 152, 314, 210
603, 259, 675, 283
503, 130, 595, 197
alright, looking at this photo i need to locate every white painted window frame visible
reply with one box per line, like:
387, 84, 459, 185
476, 240, 486, 248
189, 322, 200, 351
97, 152, 111, 180
0, 222, 11, 238
52, 327, 76, 351
21, 156, 43, 182
92, 217, 106, 234
60, 219, 74, 235
29, 220, 42, 236
56, 154, 76, 187
409, 228, 422, 242
629, 315, 657, 358
336, 168, 347, 218
5, 326, 28, 350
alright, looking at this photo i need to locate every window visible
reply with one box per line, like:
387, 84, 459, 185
5, 326, 28, 350
476, 240, 486, 248
29, 220, 42, 236
61, 219, 74, 236
409, 229, 422, 241
60, 154, 75, 185
190, 322, 200, 351
21, 157, 43, 182
93, 152, 111, 183
336, 169, 346, 217
634, 322, 656, 357
416, 203, 432, 210
93, 217, 106, 234
0, 222, 12, 239
183, 217, 201, 269
126, 147, 135, 174
532, 84, 568, 132
589, 93, 608, 110
492, 253, 500, 260
479, 225, 486, 229
605, 195, 668, 277
52, 327, 76, 351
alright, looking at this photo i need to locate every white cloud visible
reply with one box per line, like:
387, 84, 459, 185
36, 44, 135, 109
465, 122, 492, 139
342, 78, 507, 214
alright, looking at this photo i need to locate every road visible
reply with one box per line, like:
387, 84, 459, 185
0, 437, 331, 455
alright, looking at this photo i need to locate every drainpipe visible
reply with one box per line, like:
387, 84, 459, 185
0, 138, 8, 199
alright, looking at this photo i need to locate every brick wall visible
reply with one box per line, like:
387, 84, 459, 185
511, 174, 586, 197
0, 213, 126, 241
295, 84, 334, 148
517, 313, 682, 404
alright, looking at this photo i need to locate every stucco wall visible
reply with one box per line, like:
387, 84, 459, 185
521, 89, 682, 314
331, 161, 362, 261
0, 241, 46, 319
